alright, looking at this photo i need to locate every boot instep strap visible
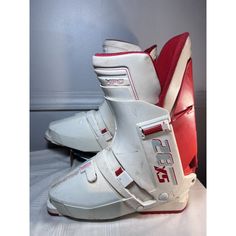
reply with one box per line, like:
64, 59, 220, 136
96, 151, 158, 210
115, 167, 133, 188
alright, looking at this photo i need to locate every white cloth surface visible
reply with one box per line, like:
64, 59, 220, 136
30, 149, 206, 236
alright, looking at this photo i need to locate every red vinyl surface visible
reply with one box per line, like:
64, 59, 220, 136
171, 59, 198, 175
155, 32, 189, 107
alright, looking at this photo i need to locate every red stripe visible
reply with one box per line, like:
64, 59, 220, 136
101, 128, 107, 134
142, 124, 163, 136
115, 167, 123, 176
125, 67, 139, 100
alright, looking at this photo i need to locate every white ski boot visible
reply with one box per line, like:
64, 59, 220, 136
47, 33, 198, 220
45, 40, 158, 152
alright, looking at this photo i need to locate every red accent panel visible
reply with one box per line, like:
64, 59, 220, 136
155, 32, 189, 106
101, 128, 107, 134
142, 124, 163, 136
171, 60, 198, 175
115, 167, 123, 176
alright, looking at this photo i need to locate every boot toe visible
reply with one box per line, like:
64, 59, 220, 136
45, 112, 102, 152
48, 160, 128, 219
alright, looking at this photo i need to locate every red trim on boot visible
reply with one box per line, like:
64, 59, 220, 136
155, 32, 189, 107
171, 60, 198, 175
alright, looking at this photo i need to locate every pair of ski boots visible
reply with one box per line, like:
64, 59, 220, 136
46, 32, 198, 220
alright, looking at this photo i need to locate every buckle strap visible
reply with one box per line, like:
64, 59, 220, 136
95, 150, 157, 210
137, 117, 171, 140
94, 110, 113, 142
86, 111, 112, 148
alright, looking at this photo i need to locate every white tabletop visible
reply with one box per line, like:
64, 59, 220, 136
30, 149, 206, 236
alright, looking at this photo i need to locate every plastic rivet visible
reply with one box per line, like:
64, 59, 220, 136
158, 193, 169, 201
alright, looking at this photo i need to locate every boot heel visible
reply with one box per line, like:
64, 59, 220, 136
139, 194, 188, 214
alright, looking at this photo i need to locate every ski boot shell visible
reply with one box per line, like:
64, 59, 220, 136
47, 33, 198, 220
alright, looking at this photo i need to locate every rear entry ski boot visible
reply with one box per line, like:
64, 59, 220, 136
47, 33, 198, 220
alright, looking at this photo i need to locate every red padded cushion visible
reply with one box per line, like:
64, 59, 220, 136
155, 32, 189, 106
